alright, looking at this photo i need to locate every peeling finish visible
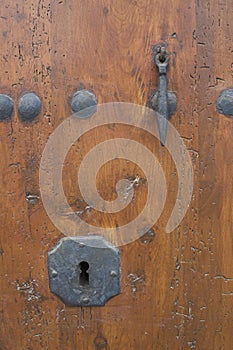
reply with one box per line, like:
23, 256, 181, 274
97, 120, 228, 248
15, 279, 43, 302
127, 273, 145, 294
214, 275, 233, 282
0, 0, 232, 348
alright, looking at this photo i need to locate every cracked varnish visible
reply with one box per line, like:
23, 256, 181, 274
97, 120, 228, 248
0, 0, 233, 349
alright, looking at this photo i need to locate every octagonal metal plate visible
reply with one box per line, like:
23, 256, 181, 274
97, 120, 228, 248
48, 236, 120, 306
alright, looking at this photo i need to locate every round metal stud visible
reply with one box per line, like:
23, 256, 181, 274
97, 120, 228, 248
0, 94, 14, 121
71, 89, 97, 118
18, 92, 41, 121
217, 89, 233, 117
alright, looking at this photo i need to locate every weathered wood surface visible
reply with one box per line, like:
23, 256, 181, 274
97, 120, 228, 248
0, 1, 232, 349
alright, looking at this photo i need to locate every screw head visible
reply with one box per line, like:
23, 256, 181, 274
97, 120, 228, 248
110, 270, 117, 277
51, 269, 58, 278
82, 296, 90, 304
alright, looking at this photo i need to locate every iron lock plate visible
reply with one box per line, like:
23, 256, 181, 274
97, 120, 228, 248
48, 236, 120, 306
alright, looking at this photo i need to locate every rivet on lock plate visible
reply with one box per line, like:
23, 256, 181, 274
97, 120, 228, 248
48, 236, 120, 306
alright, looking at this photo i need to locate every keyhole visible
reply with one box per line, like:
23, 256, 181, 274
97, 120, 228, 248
79, 261, 89, 286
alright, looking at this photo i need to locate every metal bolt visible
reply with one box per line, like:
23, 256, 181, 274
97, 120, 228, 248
51, 269, 58, 278
110, 270, 117, 277
217, 89, 233, 117
82, 296, 90, 304
18, 92, 41, 121
0, 94, 14, 121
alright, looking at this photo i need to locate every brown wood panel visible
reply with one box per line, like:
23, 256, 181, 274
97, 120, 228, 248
0, 0, 232, 349
194, 1, 233, 349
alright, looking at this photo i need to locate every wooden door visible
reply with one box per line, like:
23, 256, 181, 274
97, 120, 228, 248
1, 1, 233, 349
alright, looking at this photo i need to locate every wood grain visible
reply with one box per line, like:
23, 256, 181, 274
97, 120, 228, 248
0, 0, 232, 349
